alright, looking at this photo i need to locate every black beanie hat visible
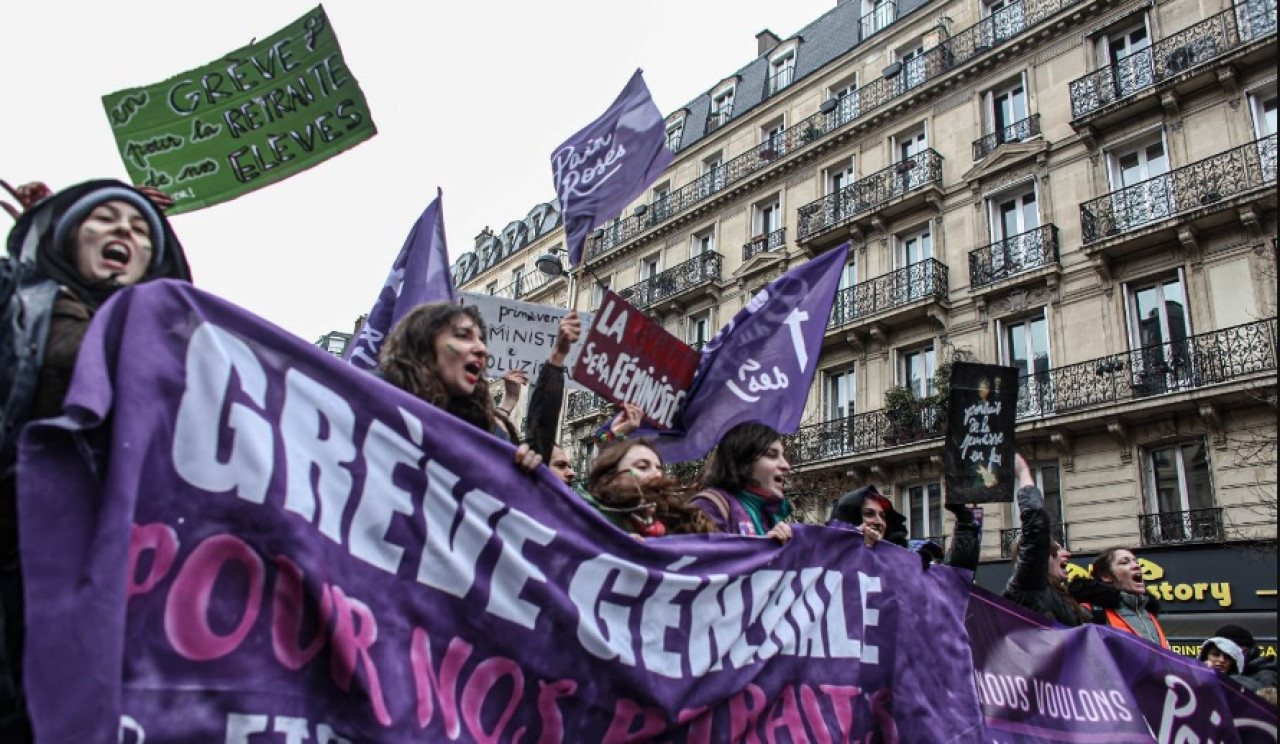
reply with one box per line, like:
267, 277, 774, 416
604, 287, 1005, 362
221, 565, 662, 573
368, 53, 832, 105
1214, 623, 1255, 649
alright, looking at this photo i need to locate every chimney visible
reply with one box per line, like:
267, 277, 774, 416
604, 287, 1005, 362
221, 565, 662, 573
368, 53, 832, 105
474, 226, 494, 249
756, 29, 782, 57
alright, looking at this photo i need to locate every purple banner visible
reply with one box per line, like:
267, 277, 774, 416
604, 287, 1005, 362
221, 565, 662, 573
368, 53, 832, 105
346, 187, 455, 370
645, 243, 850, 463
18, 280, 982, 742
552, 70, 673, 266
968, 586, 1276, 743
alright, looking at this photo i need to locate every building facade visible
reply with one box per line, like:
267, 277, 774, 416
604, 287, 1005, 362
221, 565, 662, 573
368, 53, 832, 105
451, 0, 1278, 624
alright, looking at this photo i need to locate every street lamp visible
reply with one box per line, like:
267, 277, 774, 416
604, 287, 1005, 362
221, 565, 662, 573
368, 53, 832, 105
535, 246, 610, 291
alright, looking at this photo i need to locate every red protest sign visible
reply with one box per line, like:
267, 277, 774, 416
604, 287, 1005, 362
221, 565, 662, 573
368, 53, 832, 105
572, 290, 700, 429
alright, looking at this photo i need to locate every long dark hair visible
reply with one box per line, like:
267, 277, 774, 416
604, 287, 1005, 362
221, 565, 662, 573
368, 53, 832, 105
380, 303, 513, 438
700, 422, 783, 493
1011, 537, 1091, 623
587, 439, 714, 535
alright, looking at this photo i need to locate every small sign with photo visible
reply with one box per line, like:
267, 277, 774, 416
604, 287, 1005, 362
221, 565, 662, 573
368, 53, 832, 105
943, 362, 1019, 504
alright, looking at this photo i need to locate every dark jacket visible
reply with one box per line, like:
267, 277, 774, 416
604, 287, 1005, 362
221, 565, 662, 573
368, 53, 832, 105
827, 486, 909, 548
1003, 485, 1090, 626
945, 504, 981, 573
1239, 645, 1279, 690
525, 360, 565, 462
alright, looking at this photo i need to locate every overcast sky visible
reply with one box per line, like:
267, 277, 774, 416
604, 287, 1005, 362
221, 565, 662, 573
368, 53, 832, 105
3, 0, 836, 341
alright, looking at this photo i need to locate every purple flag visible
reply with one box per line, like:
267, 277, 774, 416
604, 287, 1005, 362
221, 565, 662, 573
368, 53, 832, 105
967, 586, 1276, 743
346, 187, 454, 369
18, 279, 983, 742
642, 243, 851, 463
552, 69, 673, 266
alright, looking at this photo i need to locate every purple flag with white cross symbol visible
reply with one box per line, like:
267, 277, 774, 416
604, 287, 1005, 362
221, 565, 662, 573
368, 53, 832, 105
345, 187, 454, 369
552, 69, 673, 267
642, 243, 850, 463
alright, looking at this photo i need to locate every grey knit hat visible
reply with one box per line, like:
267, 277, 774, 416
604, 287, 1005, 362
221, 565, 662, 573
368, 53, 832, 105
50, 186, 166, 270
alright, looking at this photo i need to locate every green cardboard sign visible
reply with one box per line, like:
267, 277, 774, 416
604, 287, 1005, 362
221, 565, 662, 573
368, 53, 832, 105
101, 5, 376, 214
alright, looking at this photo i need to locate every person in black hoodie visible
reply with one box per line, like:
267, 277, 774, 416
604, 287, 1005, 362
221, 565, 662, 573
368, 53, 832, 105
0, 179, 194, 742
828, 484, 908, 548
1213, 624, 1278, 691
1003, 454, 1093, 626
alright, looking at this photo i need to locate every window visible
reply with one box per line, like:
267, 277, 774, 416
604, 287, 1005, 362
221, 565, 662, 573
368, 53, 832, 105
485, 281, 498, 296
709, 88, 735, 131
895, 123, 930, 190
1108, 134, 1172, 231
761, 119, 787, 157
753, 195, 782, 237
900, 346, 936, 397
989, 187, 1039, 243
652, 183, 671, 221
688, 310, 713, 349
827, 158, 856, 220
1000, 313, 1052, 417
1098, 19, 1153, 97
839, 257, 858, 290
768, 52, 796, 95
1250, 88, 1277, 138
1009, 463, 1065, 550
1142, 440, 1214, 542
896, 40, 928, 93
691, 227, 716, 258
829, 74, 860, 124
591, 276, 612, 310
861, 0, 894, 37
639, 253, 662, 280
700, 155, 725, 197
897, 225, 933, 267
989, 77, 1030, 143
665, 120, 684, 151
1126, 272, 1193, 394
984, 0, 1025, 44
511, 265, 525, 298
903, 483, 944, 540
824, 367, 857, 420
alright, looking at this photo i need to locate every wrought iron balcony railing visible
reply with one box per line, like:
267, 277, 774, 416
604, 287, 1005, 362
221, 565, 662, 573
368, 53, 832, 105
973, 114, 1042, 160
743, 227, 787, 261
1070, 2, 1277, 120
860, 1, 896, 39
1000, 523, 1069, 559
617, 251, 722, 310
1081, 135, 1277, 244
583, 0, 1087, 263
706, 106, 734, 134
566, 390, 612, 421
766, 66, 795, 97
1017, 317, 1277, 417
798, 150, 944, 240
1139, 507, 1225, 546
828, 258, 949, 328
781, 318, 1274, 463
489, 268, 559, 300
969, 225, 1059, 289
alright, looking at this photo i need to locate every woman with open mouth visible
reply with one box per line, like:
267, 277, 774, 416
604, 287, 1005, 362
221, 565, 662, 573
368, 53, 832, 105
379, 302, 541, 473
1071, 546, 1171, 648
1, 178, 193, 742
691, 422, 795, 544
582, 438, 715, 538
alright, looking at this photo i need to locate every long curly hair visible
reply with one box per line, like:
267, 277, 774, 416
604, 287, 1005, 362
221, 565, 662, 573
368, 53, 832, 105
588, 440, 715, 535
379, 303, 513, 438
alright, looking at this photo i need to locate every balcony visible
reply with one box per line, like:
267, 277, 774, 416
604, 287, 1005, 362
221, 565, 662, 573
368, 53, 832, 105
1080, 136, 1276, 245
1069, 2, 1277, 124
1000, 523, 1069, 559
860, 1, 896, 39
743, 227, 787, 262
706, 106, 733, 134
1014, 317, 1277, 417
798, 150, 944, 245
583, 0, 1087, 264
766, 66, 795, 97
566, 390, 612, 423
969, 225, 1059, 290
828, 258, 949, 329
973, 114, 1042, 161
489, 269, 559, 300
617, 251, 722, 311
784, 406, 946, 464
1139, 507, 1225, 546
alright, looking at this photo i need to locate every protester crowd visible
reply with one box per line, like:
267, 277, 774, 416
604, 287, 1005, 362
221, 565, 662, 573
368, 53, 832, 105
0, 179, 1274, 740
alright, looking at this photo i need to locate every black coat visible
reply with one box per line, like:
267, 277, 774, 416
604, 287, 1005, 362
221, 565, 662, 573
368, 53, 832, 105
1003, 485, 1091, 626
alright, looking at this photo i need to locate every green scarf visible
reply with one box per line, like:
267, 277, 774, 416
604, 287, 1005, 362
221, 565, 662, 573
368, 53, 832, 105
737, 489, 794, 536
